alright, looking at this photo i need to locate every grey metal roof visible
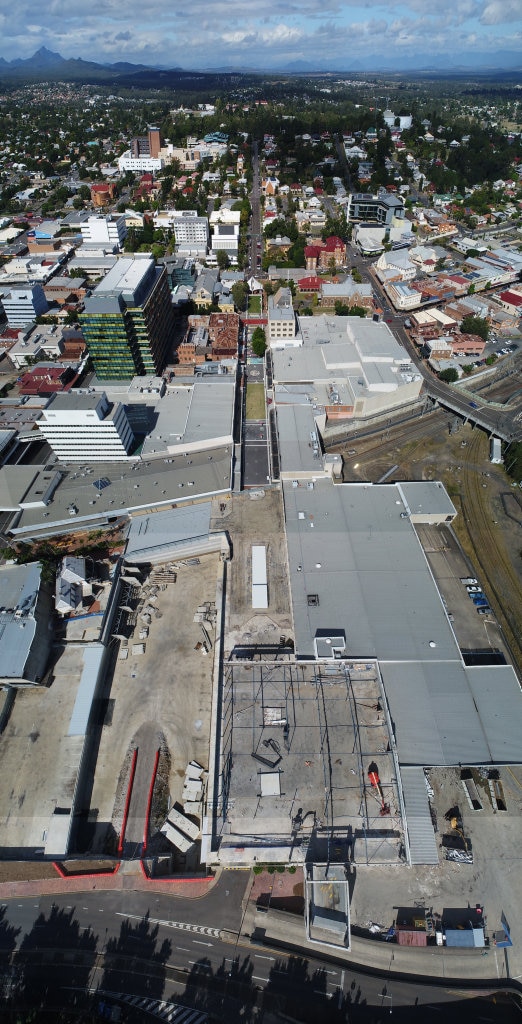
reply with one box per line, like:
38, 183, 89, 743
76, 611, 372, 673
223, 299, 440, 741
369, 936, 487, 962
125, 502, 211, 561
68, 644, 105, 737
276, 405, 321, 475
382, 659, 522, 766
284, 479, 522, 768
468, 667, 522, 764
400, 767, 439, 865
0, 561, 40, 679
284, 480, 458, 663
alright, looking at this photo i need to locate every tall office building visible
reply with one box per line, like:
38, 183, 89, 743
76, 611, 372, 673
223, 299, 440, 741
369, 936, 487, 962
37, 391, 134, 462
80, 258, 175, 379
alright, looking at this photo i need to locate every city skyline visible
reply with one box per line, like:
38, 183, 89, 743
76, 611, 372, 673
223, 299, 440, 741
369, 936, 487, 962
0, 0, 521, 73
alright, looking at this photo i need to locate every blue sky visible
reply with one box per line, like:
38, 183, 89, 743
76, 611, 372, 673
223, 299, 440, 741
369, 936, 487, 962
0, 0, 521, 68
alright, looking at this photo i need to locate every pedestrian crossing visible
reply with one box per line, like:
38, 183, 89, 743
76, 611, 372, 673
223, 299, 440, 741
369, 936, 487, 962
101, 990, 207, 1024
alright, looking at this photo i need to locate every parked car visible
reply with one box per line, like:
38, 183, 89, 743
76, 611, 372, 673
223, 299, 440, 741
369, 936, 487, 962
461, 578, 478, 585
467, 586, 482, 593
477, 607, 491, 615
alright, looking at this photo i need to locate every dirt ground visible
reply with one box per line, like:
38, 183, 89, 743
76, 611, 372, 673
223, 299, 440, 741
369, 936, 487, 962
350, 763, 522, 976
86, 553, 221, 854
211, 490, 294, 656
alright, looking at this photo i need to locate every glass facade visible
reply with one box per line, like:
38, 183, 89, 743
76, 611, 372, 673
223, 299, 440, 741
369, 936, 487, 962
80, 266, 175, 380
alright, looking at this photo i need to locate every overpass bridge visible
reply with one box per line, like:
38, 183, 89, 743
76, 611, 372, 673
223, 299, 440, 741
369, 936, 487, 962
424, 377, 522, 443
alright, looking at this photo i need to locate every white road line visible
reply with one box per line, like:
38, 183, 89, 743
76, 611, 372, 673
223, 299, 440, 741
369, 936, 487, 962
192, 940, 213, 947
175, 946, 191, 952
254, 954, 275, 961
253, 975, 268, 983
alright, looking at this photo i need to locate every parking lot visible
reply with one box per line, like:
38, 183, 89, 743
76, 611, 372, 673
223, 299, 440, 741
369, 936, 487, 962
415, 522, 508, 660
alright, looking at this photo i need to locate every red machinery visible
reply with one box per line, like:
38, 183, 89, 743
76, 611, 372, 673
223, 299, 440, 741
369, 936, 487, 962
368, 762, 390, 815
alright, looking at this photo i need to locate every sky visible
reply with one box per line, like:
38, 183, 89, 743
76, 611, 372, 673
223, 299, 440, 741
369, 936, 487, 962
0, 0, 521, 69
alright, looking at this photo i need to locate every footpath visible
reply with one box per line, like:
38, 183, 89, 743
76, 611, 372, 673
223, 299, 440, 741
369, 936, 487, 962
239, 901, 513, 988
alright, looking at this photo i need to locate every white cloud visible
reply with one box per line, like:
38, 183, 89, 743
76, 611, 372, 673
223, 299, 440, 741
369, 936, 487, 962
0, 0, 521, 65
481, 0, 522, 24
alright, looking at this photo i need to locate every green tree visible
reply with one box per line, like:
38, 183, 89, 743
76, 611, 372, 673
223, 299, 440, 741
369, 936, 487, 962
251, 327, 267, 357
216, 249, 230, 270
439, 367, 459, 383
232, 281, 247, 310
461, 315, 489, 341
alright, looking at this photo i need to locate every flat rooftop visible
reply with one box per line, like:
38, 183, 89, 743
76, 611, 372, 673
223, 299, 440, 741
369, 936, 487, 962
6, 447, 232, 538
283, 479, 457, 663
140, 378, 235, 457
283, 479, 522, 766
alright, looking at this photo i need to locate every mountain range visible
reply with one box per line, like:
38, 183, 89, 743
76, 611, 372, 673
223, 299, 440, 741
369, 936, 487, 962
0, 46, 521, 83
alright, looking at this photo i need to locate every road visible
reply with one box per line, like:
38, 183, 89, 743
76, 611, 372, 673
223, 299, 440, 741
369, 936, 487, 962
248, 140, 263, 277
0, 879, 519, 1022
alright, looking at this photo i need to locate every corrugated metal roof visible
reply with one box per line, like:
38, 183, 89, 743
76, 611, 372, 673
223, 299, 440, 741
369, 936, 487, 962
468, 666, 522, 764
382, 661, 522, 766
68, 644, 105, 737
401, 767, 439, 865
126, 502, 212, 560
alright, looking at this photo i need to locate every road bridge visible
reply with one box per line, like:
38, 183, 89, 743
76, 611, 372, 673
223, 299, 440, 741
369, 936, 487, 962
424, 377, 522, 443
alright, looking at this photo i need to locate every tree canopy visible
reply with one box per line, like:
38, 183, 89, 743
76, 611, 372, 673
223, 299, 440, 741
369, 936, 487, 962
460, 315, 489, 341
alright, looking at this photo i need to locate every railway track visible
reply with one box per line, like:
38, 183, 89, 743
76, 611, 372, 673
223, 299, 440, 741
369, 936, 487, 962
456, 431, 522, 673
335, 409, 448, 477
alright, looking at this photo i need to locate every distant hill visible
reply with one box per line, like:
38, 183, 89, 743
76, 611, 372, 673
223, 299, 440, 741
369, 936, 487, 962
0, 47, 247, 89
0, 46, 521, 86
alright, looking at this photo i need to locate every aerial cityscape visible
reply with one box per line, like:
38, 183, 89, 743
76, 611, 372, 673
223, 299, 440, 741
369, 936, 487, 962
0, 36, 521, 1024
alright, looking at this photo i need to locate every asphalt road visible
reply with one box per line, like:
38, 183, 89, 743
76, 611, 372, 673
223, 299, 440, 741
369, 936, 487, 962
0, 877, 520, 1023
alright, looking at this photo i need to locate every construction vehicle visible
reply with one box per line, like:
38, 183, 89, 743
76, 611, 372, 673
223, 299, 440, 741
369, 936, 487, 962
443, 806, 472, 861
367, 762, 390, 815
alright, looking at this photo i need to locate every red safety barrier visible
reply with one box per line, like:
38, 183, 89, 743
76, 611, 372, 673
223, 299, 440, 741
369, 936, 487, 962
53, 861, 120, 879
139, 859, 214, 884
142, 748, 160, 854
118, 747, 138, 855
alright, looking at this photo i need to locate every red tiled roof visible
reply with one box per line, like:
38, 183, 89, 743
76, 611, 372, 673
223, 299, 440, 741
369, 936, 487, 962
323, 236, 345, 251
298, 276, 322, 291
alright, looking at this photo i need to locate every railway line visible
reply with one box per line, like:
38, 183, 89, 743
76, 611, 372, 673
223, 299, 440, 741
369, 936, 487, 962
334, 408, 448, 478
455, 431, 522, 672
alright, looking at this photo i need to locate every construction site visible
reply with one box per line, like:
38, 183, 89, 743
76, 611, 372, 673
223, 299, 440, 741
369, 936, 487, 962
210, 660, 403, 868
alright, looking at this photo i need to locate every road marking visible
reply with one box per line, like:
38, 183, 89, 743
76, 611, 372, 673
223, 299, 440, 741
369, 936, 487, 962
175, 946, 191, 952
115, 912, 220, 938
192, 940, 213, 947
254, 954, 275, 961
253, 975, 267, 983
